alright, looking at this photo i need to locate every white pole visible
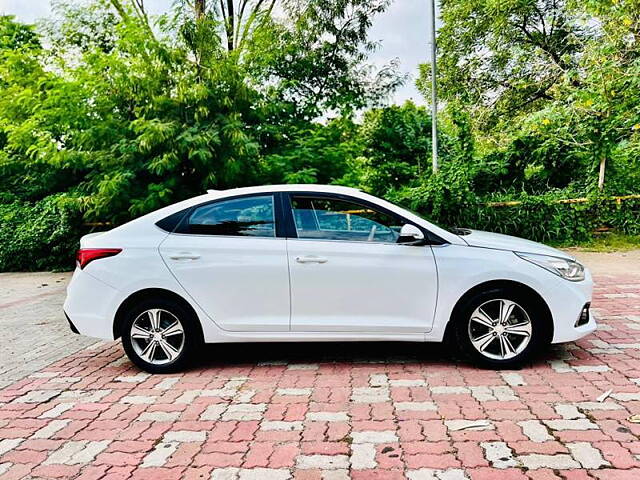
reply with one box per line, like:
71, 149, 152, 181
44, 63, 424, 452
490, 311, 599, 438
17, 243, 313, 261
430, 0, 438, 173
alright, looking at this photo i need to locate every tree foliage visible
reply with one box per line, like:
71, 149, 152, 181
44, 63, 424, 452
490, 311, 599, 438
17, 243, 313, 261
427, 0, 588, 129
0, 0, 639, 271
0, 0, 398, 221
417, 0, 640, 195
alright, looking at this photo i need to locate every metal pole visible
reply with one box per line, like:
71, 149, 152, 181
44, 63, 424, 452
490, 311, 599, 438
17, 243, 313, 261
430, 0, 438, 173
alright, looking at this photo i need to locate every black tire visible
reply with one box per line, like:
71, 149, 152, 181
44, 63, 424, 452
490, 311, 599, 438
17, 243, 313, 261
121, 297, 202, 374
453, 287, 549, 369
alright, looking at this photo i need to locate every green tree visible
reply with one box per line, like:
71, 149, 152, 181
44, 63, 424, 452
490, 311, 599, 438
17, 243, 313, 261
1, 0, 397, 220
423, 0, 590, 131
0, 2, 399, 270
347, 102, 433, 196
418, 0, 640, 194
260, 117, 362, 185
0, 15, 40, 50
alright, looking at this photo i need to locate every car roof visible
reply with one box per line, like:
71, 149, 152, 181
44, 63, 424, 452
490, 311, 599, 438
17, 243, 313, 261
206, 184, 361, 196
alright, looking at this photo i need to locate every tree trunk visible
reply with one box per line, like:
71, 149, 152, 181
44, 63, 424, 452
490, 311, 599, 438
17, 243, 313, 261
226, 0, 235, 51
195, 0, 206, 20
598, 155, 606, 190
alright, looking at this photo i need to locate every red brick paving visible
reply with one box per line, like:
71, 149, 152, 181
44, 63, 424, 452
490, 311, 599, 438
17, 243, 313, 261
0, 274, 639, 479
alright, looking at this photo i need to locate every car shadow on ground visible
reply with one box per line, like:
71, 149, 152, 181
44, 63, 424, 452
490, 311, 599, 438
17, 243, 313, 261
188, 341, 566, 371
197, 341, 450, 367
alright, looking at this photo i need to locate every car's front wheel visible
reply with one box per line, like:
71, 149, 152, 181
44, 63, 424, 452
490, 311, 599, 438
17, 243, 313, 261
454, 288, 548, 368
121, 298, 201, 373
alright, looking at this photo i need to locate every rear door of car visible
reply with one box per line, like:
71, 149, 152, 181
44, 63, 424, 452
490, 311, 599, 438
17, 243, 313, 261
159, 193, 291, 332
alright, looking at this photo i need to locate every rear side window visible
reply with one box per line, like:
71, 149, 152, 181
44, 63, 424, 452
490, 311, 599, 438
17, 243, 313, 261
156, 209, 189, 233
178, 195, 276, 237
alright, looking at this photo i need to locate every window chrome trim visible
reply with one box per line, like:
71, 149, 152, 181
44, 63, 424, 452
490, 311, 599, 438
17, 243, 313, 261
284, 236, 419, 247
166, 232, 285, 240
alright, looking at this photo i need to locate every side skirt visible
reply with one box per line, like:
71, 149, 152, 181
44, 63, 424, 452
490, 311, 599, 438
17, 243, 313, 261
201, 332, 431, 344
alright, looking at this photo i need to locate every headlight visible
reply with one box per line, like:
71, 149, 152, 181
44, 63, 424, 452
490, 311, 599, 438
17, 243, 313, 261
515, 252, 585, 282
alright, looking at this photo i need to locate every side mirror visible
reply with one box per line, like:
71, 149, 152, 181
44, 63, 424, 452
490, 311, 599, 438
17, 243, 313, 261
398, 224, 427, 246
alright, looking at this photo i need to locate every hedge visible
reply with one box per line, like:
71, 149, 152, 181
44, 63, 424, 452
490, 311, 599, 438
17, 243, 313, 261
402, 192, 640, 244
0, 193, 638, 271
0, 195, 84, 271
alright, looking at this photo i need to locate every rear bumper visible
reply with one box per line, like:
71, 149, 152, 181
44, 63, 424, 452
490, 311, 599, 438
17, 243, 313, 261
63, 268, 120, 340
64, 311, 80, 334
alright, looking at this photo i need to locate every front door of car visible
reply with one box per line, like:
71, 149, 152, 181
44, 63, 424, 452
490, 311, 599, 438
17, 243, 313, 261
285, 194, 438, 333
159, 194, 290, 332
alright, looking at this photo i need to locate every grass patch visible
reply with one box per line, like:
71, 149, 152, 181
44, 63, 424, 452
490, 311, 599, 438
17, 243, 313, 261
551, 233, 640, 252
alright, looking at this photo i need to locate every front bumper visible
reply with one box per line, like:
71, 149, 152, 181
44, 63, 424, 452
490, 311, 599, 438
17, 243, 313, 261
548, 269, 596, 343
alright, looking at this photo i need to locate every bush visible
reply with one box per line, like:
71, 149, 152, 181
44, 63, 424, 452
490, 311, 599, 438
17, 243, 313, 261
0, 186, 637, 272
390, 173, 640, 245
472, 195, 640, 243
0, 195, 84, 271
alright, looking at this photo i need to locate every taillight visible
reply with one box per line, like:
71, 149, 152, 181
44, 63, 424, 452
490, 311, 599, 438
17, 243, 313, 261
76, 248, 122, 269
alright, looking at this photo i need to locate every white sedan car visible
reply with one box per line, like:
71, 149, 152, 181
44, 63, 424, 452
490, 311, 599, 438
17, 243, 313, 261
64, 184, 595, 372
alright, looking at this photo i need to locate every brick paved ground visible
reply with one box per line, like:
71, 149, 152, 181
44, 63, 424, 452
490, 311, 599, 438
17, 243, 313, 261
0, 273, 96, 389
0, 273, 639, 479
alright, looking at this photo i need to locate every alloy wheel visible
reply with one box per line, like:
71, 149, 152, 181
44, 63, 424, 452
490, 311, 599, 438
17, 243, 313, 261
130, 308, 185, 365
467, 299, 532, 361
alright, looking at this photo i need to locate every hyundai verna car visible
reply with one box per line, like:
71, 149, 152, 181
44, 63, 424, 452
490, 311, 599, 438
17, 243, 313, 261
64, 184, 595, 372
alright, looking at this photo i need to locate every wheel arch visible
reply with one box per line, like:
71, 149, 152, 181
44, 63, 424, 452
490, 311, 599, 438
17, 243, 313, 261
442, 279, 554, 345
113, 288, 204, 341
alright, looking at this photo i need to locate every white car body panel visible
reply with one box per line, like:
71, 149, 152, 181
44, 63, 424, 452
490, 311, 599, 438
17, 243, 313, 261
64, 184, 596, 351
428, 244, 594, 344
64, 248, 214, 341
287, 238, 438, 333
159, 235, 290, 332
460, 229, 574, 258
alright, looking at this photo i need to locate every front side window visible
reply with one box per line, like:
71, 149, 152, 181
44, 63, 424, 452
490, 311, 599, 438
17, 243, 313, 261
291, 196, 402, 243
185, 195, 275, 237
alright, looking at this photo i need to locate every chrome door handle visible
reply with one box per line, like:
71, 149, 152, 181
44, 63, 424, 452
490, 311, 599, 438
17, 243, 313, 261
296, 255, 328, 264
169, 253, 201, 260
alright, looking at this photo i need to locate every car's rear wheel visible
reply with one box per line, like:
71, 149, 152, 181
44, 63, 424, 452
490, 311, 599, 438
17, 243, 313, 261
121, 298, 201, 373
454, 287, 548, 368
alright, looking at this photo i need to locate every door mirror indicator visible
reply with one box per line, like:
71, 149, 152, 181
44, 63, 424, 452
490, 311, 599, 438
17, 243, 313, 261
398, 224, 427, 246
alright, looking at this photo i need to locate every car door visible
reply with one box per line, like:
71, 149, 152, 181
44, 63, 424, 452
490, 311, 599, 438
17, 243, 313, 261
285, 193, 438, 333
159, 193, 290, 332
